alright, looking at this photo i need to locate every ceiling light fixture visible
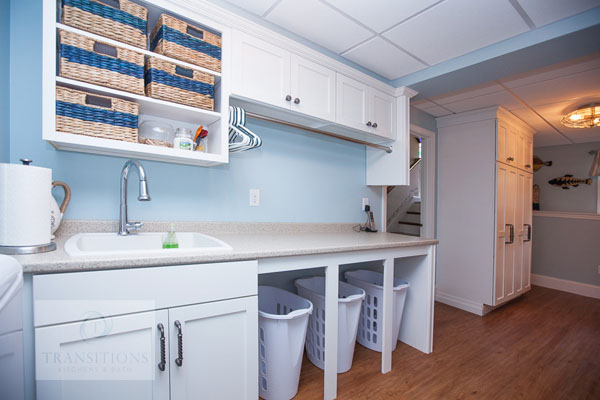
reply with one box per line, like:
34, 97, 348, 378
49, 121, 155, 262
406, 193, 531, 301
561, 104, 600, 128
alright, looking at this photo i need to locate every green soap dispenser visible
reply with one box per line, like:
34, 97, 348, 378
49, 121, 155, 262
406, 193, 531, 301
162, 224, 179, 249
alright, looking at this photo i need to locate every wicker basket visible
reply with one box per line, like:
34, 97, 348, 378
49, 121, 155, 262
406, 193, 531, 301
150, 14, 222, 72
56, 86, 139, 143
145, 57, 215, 110
62, 0, 148, 49
59, 29, 145, 95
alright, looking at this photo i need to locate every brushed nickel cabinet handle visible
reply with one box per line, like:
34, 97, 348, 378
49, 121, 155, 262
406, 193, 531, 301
505, 224, 515, 244
524, 224, 532, 242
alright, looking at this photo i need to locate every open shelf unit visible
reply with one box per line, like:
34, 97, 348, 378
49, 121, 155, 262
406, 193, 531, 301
42, 0, 231, 166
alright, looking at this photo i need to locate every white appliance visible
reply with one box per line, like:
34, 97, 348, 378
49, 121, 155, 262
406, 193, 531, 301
0, 255, 25, 400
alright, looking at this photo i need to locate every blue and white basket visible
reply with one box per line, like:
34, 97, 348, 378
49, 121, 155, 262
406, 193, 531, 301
145, 57, 215, 110
59, 29, 145, 95
61, 0, 148, 49
56, 86, 139, 143
150, 14, 222, 72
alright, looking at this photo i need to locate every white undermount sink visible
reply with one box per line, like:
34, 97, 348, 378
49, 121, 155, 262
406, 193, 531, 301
64, 232, 233, 257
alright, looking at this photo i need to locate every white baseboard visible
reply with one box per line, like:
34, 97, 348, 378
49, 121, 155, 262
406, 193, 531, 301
435, 290, 485, 316
531, 274, 600, 299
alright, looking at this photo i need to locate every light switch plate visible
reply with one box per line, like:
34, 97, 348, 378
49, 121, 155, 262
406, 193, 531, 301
249, 189, 260, 206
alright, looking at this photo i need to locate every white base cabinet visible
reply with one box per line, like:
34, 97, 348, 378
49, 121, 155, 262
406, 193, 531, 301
34, 261, 258, 400
436, 106, 534, 315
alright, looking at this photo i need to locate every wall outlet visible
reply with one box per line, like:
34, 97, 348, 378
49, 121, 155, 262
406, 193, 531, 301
249, 189, 260, 206
362, 197, 369, 211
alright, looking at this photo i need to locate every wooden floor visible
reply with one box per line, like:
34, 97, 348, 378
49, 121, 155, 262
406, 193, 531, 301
295, 286, 600, 399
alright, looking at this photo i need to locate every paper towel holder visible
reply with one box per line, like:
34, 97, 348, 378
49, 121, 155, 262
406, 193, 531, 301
0, 159, 57, 255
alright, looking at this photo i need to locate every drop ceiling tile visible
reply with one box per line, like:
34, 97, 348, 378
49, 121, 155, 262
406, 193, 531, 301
533, 101, 600, 144
223, 0, 279, 16
501, 53, 600, 88
324, 0, 440, 33
517, 0, 600, 27
411, 98, 434, 107
430, 82, 505, 105
382, 0, 529, 65
442, 90, 522, 114
265, 0, 373, 53
511, 108, 551, 133
342, 37, 426, 79
533, 132, 572, 147
510, 68, 600, 107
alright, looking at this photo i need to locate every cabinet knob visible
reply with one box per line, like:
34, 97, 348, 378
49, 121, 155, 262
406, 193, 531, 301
525, 164, 531, 169
372, 122, 378, 128
366, 121, 372, 127
285, 95, 292, 101
294, 98, 300, 104
506, 157, 514, 162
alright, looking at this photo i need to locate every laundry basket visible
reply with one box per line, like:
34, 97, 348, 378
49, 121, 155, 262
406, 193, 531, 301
344, 270, 409, 352
294, 277, 365, 373
258, 286, 313, 400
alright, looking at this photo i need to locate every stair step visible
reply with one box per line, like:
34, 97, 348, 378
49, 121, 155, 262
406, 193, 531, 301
397, 221, 423, 227
406, 211, 421, 215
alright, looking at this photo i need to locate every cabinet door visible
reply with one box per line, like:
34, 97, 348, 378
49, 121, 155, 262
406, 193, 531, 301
495, 164, 517, 305
0, 331, 24, 400
336, 73, 370, 131
497, 121, 517, 166
36, 310, 169, 400
231, 31, 291, 109
369, 88, 396, 139
169, 296, 258, 400
290, 54, 335, 121
521, 173, 533, 291
520, 134, 533, 172
514, 172, 526, 294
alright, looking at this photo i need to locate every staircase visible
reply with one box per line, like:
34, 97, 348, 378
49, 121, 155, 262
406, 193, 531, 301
396, 201, 421, 236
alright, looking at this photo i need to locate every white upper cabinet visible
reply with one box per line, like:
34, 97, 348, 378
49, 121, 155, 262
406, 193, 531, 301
497, 118, 533, 171
290, 54, 336, 121
231, 31, 291, 109
231, 31, 335, 122
336, 74, 396, 140
336, 74, 370, 130
370, 88, 396, 139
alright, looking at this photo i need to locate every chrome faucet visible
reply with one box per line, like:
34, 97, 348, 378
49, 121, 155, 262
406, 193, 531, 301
119, 160, 151, 235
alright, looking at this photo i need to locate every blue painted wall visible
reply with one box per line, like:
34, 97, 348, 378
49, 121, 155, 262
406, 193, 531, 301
0, 0, 9, 163
8, 0, 381, 223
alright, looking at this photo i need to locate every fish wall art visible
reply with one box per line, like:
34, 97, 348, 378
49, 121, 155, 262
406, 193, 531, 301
548, 175, 592, 189
533, 156, 552, 171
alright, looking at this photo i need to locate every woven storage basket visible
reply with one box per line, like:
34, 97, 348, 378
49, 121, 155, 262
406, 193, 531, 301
56, 86, 139, 143
59, 29, 145, 95
150, 14, 222, 72
62, 0, 148, 49
145, 57, 215, 110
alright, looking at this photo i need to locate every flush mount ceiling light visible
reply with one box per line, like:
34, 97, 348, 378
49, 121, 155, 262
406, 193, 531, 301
561, 104, 600, 128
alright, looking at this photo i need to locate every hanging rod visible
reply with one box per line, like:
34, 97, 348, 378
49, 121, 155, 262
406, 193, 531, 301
245, 112, 393, 153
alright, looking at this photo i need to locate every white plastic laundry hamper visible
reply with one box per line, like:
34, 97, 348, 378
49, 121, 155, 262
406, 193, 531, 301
294, 277, 365, 373
258, 286, 313, 400
344, 270, 409, 352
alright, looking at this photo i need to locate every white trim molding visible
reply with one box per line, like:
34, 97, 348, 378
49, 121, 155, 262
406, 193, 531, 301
531, 274, 600, 299
533, 211, 600, 220
435, 289, 486, 316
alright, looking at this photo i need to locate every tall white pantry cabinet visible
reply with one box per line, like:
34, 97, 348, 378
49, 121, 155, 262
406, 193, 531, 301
435, 106, 534, 316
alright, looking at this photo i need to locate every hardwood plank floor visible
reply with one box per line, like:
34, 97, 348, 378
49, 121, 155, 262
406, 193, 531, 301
294, 286, 600, 399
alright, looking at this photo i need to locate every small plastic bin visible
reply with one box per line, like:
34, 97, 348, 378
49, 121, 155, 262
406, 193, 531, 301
344, 270, 409, 352
294, 277, 365, 373
258, 286, 313, 400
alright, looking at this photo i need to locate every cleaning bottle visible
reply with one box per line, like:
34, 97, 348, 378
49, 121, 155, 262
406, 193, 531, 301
162, 224, 179, 249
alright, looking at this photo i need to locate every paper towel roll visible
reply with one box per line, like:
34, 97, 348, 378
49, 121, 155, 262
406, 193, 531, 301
0, 163, 52, 246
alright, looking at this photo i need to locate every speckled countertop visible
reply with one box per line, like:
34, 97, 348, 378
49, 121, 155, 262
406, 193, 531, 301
14, 221, 438, 274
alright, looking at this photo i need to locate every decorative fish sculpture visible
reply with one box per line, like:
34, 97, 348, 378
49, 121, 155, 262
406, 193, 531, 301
548, 174, 592, 189
533, 156, 552, 171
